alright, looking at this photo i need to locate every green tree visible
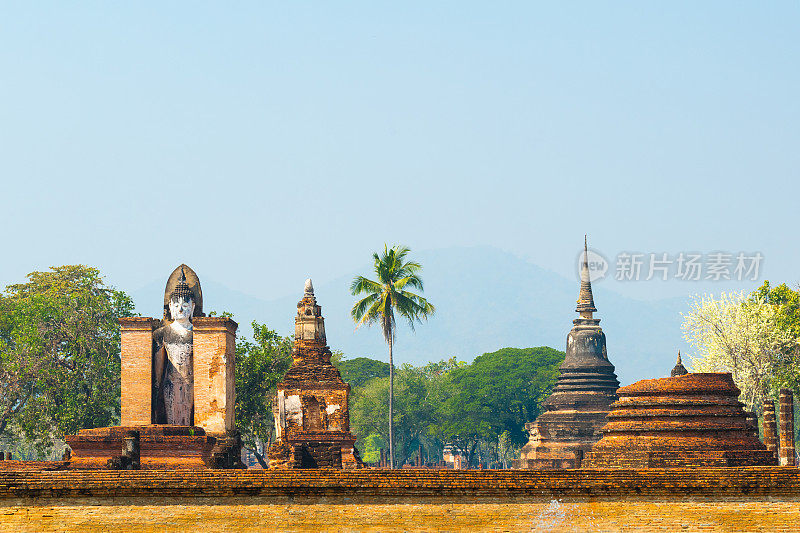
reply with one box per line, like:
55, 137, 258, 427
337, 357, 390, 388
752, 281, 800, 392
350, 375, 390, 460
234, 321, 293, 468
357, 433, 386, 463
435, 346, 563, 466
683, 291, 798, 411
497, 430, 518, 469
350, 244, 435, 468
0, 265, 134, 455
350, 361, 451, 466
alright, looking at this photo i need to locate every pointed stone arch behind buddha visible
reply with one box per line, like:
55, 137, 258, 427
163, 264, 204, 320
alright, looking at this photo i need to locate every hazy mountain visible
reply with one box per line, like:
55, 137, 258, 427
131, 246, 690, 386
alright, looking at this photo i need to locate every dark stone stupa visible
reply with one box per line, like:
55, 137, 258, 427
671, 351, 689, 377
518, 238, 620, 469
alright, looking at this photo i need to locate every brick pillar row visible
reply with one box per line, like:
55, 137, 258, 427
763, 399, 778, 460
779, 389, 795, 467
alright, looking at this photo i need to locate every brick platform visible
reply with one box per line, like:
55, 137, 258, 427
64, 425, 216, 469
0, 467, 799, 500
5, 499, 800, 533
2, 469, 800, 532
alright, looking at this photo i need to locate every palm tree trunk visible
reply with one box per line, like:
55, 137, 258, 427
388, 337, 394, 469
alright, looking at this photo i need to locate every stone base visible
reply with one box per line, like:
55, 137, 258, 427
208, 430, 246, 469
268, 431, 363, 470
517, 443, 585, 469
583, 449, 777, 468
517, 411, 608, 469
65, 425, 216, 470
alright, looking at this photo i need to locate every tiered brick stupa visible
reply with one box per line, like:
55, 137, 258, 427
267, 280, 363, 469
518, 239, 620, 469
583, 365, 776, 468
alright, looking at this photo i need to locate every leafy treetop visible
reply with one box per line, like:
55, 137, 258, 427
336, 357, 390, 389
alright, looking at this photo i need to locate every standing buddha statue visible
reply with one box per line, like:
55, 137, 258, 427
153, 267, 195, 425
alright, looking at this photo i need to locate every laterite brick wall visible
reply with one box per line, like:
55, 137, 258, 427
2, 467, 800, 499
2, 468, 800, 532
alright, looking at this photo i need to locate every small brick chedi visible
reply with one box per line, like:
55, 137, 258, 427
65, 265, 241, 469
518, 239, 620, 469
267, 280, 363, 469
582, 361, 775, 468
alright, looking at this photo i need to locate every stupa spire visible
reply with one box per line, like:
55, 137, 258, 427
576, 235, 597, 317
294, 278, 326, 356
671, 350, 689, 377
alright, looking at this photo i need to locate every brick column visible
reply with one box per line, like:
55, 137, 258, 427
192, 317, 238, 435
763, 399, 778, 460
119, 317, 158, 426
779, 389, 795, 466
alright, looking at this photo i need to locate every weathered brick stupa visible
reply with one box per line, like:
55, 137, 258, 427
65, 265, 242, 469
582, 358, 776, 468
267, 280, 363, 469
518, 239, 620, 469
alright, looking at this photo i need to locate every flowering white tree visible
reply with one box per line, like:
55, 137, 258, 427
682, 291, 796, 412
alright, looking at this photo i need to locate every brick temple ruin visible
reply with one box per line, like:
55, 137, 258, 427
267, 280, 363, 469
583, 360, 776, 468
517, 239, 620, 469
64, 265, 242, 469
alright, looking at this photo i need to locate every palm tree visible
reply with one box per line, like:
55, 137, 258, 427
350, 244, 435, 468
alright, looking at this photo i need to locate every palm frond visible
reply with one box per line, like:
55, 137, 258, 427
393, 290, 435, 332
394, 273, 424, 292
350, 276, 382, 296
394, 260, 422, 280
351, 292, 380, 323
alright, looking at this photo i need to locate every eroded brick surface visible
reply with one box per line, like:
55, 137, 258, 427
584, 373, 775, 468
192, 317, 238, 435
119, 318, 158, 426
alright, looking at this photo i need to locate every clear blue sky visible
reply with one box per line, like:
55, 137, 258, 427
1, 2, 798, 301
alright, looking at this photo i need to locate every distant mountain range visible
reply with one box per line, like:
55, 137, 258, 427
131, 246, 690, 386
